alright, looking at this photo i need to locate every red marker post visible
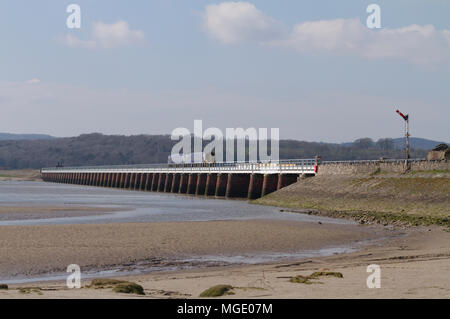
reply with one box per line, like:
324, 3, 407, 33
396, 109, 410, 170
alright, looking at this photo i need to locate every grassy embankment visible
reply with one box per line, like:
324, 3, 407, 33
255, 169, 450, 228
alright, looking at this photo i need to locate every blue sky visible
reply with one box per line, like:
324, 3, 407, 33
0, 0, 449, 142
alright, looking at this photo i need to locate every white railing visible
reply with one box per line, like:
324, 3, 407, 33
321, 158, 426, 164
41, 159, 317, 174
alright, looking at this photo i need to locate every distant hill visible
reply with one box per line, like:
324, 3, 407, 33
392, 137, 448, 150
0, 133, 430, 169
0, 133, 55, 141
341, 137, 447, 150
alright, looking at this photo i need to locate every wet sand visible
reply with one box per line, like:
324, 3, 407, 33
0, 206, 118, 220
0, 219, 383, 278
1, 225, 449, 298
0, 227, 450, 298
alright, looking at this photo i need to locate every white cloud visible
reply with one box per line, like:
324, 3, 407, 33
363, 24, 450, 65
203, 2, 285, 44
92, 21, 145, 48
61, 21, 145, 49
279, 19, 366, 54
25, 78, 41, 84
203, 2, 450, 66
281, 19, 450, 65
62, 34, 96, 49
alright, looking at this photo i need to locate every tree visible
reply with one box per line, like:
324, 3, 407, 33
353, 138, 374, 149
376, 138, 394, 150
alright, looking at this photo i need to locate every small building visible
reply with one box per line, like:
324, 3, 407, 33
426, 144, 448, 161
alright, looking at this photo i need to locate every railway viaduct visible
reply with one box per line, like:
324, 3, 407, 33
41, 159, 317, 200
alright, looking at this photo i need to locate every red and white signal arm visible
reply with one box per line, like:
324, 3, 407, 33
396, 109, 408, 121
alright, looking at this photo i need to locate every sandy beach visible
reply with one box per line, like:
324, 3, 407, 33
1, 224, 449, 299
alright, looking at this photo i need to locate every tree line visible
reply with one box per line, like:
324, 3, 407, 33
0, 133, 426, 169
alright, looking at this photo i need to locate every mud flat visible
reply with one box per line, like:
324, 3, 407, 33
0, 219, 386, 279
1, 225, 449, 299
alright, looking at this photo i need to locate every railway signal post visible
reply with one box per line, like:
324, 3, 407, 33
396, 109, 410, 171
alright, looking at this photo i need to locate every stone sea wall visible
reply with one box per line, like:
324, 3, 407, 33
318, 160, 449, 175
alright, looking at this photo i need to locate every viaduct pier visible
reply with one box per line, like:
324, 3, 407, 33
41, 159, 317, 200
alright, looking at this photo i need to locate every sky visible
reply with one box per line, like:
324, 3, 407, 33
0, 0, 449, 143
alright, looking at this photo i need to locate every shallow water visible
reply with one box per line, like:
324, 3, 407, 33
0, 246, 360, 285
0, 181, 354, 226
